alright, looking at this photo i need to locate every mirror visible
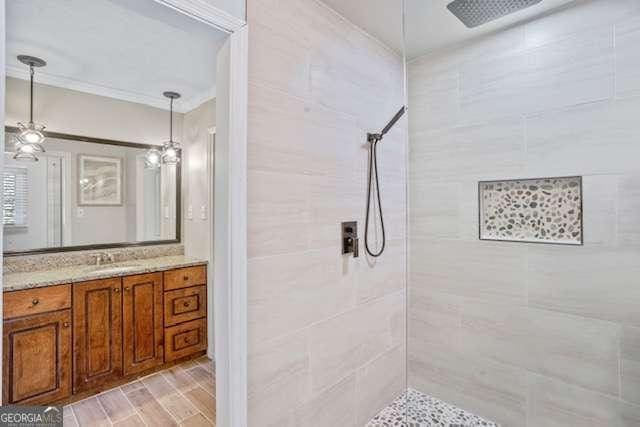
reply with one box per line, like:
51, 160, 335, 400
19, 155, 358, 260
3, 128, 179, 254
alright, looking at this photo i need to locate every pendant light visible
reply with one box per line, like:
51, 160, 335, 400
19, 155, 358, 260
145, 91, 181, 168
14, 55, 47, 161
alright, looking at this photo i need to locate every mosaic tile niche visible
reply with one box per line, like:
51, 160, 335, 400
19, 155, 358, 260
479, 176, 582, 245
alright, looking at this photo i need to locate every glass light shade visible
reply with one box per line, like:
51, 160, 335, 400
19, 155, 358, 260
17, 122, 46, 145
13, 143, 39, 161
161, 141, 180, 165
145, 148, 162, 169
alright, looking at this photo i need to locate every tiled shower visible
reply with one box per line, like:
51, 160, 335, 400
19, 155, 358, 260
245, 0, 640, 425
405, 0, 640, 425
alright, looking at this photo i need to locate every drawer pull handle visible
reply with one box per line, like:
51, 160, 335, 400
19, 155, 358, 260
183, 275, 189, 281
113, 288, 120, 293
183, 301, 190, 307
63, 322, 70, 328
32, 298, 39, 306
124, 287, 130, 292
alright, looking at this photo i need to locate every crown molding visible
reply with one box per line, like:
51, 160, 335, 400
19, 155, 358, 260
7, 66, 214, 114
152, 0, 245, 33
179, 87, 217, 113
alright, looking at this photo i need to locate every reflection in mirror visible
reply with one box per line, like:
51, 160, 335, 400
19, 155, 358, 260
3, 130, 178, 253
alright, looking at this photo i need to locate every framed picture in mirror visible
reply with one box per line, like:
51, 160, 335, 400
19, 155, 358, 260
78, 154, 123, 206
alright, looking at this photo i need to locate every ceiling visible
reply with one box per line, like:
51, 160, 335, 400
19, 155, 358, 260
6, 0, 228, 112
322, 0, 576, 58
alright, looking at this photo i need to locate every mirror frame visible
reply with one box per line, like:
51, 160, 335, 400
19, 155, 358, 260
3, 126, 181, 256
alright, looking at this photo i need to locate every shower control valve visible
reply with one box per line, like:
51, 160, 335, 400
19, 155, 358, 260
341, 221, 359, 258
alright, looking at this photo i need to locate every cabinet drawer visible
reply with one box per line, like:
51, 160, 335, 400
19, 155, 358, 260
164, 318, 207, 362
164, 286, 207, 327
163, 265, 206, 291
4, 285, 71, 320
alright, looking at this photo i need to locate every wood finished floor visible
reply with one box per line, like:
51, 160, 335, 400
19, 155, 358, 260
63, 357, 216, 426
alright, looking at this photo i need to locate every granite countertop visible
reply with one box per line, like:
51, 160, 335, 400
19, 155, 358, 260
3, 255, 208, 292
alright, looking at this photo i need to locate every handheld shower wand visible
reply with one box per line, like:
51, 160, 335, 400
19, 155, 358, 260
364, 106, 406, 257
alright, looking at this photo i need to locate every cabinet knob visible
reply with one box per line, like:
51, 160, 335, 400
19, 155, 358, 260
32, 298, 39, 306
63, 322, 70, 328
113, 287, 120, 293
183, 275, 189, 281
124, 287, 130, 292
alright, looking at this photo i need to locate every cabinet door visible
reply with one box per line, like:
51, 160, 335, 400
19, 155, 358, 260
73, 278, 122, 393
123, 272, 163, 375
3, 309, 72, 405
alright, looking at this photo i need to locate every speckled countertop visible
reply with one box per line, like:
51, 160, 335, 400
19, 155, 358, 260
3, 255, 208, 292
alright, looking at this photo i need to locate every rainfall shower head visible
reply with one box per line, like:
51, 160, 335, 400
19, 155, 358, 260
447, 0, 543, 28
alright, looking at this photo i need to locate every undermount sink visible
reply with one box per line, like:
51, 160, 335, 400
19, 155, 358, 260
84, 265, 142, 276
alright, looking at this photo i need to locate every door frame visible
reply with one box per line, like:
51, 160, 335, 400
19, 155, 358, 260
0, 1, 248, 425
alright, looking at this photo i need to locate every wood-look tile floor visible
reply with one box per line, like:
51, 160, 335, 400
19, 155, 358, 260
63, 357, 216, 427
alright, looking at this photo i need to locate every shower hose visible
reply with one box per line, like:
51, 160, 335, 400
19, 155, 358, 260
365, 137, 385, 257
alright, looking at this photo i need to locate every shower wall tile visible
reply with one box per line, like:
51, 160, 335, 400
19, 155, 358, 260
247, 330, 310, 427
616, 14, 640, 98
527, 245, 640, 327
410, 238, 527, 305
355, 345, 405, 425
247, 83, 308, 176
247, 169, 311, 258
582, 175, 619, 246
527, 373, 640, 427
407, 69, 459, 133
407, 25, 526, 77
526, 98, 640, 176
355, 239, 405, 304
622, 326, 640, 405
409, 117, 525, 182
293, 374, 358, 427
460, 28, 614, 123
410, 181, 460, 239
523, 0, 640, 48
618, 174, 640, 247
308, 291, 404, 394
408, 350, 527, 427
247, 18, 310, 100
459, 301, 620, 395
248, 248, 356, 344
408, 290, 461, 351
408, 2, 640, 425
248, 0, 406, 423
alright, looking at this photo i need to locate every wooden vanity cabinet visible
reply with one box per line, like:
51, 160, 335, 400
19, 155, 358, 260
3, 264, 206, 405
73, 277, 122, 393
122, 273, 163, 375
3, 309, 72, 405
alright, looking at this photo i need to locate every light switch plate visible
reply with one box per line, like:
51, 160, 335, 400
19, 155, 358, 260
200, 205, 207, 220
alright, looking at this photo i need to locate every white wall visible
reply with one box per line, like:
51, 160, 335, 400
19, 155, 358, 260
5, 77, 183, 144
183, 99, 215, 259
408, 0, 640, 425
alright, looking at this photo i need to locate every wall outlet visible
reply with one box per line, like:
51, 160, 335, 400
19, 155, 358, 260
200, 205, 207, 220
187, 205, 193, 220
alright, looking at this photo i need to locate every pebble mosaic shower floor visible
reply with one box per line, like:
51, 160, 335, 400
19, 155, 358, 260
366, 388, 498, 427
